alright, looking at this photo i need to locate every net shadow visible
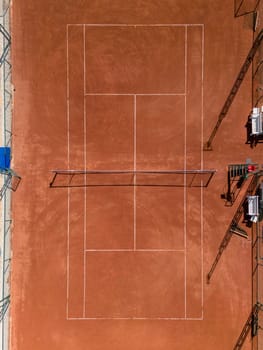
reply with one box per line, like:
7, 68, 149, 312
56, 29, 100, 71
49, 169, 216, 188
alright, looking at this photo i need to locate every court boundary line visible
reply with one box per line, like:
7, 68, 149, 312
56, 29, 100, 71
85, 93, 186, 96
133, 95, 137, 250
84, 249, 185, 252
66, 24, 70, 320
184, 25, 187, 319
66, 316, 204, 320
67, 23, 204, 27
66, 23, 204, 321
83, 24, 87, 318
200, 24, 204, 320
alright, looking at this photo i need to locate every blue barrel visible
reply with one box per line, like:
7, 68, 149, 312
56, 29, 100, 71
0, 147, 10, 169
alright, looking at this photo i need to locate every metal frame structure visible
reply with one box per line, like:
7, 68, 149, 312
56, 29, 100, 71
221, 163, 258, 206
252, 219, 263, 349
207, 172, 261, 283
0, 2, 12, 350
233, 302, 263, 349
234, 0, 261, 17
0, 169, 21, 201
204, 29, 263, 150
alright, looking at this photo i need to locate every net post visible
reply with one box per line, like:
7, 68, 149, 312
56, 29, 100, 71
203, 141, 212, 151
49, 171, 58, 187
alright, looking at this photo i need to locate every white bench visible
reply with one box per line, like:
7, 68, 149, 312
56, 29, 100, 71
247, 195, 259, 222
251, 107, 263, 135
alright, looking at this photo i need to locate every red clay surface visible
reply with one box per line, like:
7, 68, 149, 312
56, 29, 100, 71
66, 22, 203, 321
11, 1, 263, 349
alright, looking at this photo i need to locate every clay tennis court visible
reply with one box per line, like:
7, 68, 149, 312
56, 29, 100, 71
10, 0, 263, 349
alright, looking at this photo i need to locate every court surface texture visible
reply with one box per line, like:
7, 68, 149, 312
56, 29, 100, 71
11, 1, 263, 349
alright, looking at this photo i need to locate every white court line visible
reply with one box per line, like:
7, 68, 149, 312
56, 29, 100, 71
200, 25, 204, 319
67, 316, 203, 320
134, 95, 137, 251
68, 23, 204, 27
83, 24, 87, 318
85, 249, 185, 252
184, 25, 187, 319
85, 93, 186, 96
66, 24, 70, 320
